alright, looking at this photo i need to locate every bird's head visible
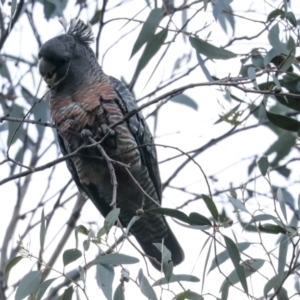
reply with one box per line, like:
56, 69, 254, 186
38, 19, 95, 88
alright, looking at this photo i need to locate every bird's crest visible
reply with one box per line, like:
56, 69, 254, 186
59, 18, 94, 45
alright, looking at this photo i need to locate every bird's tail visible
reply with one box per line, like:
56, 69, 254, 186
135, 225, 184, 271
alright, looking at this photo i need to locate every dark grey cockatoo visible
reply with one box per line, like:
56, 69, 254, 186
38, 19, 184, 270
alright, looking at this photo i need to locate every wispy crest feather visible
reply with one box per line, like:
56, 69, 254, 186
66, 19, 94, 44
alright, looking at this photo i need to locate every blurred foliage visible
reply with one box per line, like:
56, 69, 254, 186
1, 1, 300, 300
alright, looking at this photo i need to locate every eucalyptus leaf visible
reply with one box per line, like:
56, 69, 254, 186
278, 235, 289, 286
94, 253, 139, 265
113, 283, 125, 300
7, 103, 24, 146
223, 236, 248, 294
153, 274, 200, 286
96, 264, 115, 300
208, 242, 250, 272
170, 94, 198, 111
266, 111, 300, 132
277, 188, 287, 221
4, 256, 23, 276
138, 269, 158, 300
134, 28, 168, 76
15, 270, 42, 300
202, 194, 218, 221
189, 36, 237, 60
63, 249, 82, 266
268, 24, 289, 55
130, 8, 164, 58
35, 278, 58, 300
228, 196, 249, 214
257, 156, 269, 176
104, 208, 120, 232
221, 259, 264, 300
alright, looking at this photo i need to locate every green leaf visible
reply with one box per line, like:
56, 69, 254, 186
153, 274, 200, 286
94, 253, 139, 265
189, 36, 237, 60
286, 11, 297, 27
134, 28, 168, 76
218, 7, 235, 35
258, 223, 285, 234
268, 24, 289, 55
148, 207, 192, 223
244, 214, 277, 229
83, 239, 90, 251
266, 111, 300, 132
176, 290, 192, 300
257, 156, 269, 176
0, 57, 11, 81
90, 10, 102, 25
202, 194, 218, 220
170, 94, 198, 111
275, 95, 300, 111
4, 256, 23, 276
267, 9, 284, 22
265, 132, 295, 166
247, 66, 259, 90
264, 271, 288, 297
223, 236, 248, 294
279, 54, 295, 72
10, 0, 17, 19
277, 188, 287, 222
148, 207, 212, 226
7, 103, 24, 146
76, 225, 89, 235
43, 0, 56, 20
221, 259, 264, 300
196, 52, 214, 82
40, 209, 46, 250
175, 290, 204, 300
61, 286, 74, 300
278, 235, 289, 286
45, 0, 68, 20
35, 278, 58, 300
138, 269, 158, 300
96, 264, 114, 300
251, 52, 265, 68
208, 242, 251, 273
228, 196, 249, 214
125, 215, 140, 236
32, 100, 49, 135
63, 249, 82, 266
189, 212, 212, 226
154, 243, 173, 281
113, 283, 125, 300
130, 8, 164, 58
105, 208, 120, 231
15, 270, 42, 300
215, 103, 241, 125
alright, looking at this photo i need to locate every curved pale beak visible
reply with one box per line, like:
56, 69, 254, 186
39, 57, 56, 86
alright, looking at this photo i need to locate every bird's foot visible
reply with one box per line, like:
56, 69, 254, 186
81, 128, 92, 140
98, 125, 116, 147
99, 124, 115, 136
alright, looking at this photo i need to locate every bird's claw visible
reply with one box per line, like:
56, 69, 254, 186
99, 124, 115, 136
81, 129, 92, 140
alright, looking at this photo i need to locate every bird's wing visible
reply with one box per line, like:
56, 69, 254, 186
109, 76, 162, 203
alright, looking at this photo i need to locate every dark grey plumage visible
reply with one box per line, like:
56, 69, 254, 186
38, 19, 184, 270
